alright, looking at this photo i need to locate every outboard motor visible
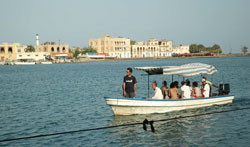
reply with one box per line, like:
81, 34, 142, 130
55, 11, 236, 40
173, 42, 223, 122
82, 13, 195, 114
219, 83, 230, 95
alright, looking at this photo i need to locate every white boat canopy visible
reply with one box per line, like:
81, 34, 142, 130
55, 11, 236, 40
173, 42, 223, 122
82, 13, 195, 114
134, 63, 217, 77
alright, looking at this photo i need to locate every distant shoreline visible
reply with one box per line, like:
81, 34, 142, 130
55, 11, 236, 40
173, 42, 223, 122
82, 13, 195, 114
69, 53, 250, 64
1, 54, 249, 65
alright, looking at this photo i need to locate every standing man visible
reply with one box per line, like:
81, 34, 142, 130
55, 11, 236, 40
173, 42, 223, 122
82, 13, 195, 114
202, 76, 218, 88
202, 79, 210, 97
123, 68, 137, 98
202, 76, 218, 96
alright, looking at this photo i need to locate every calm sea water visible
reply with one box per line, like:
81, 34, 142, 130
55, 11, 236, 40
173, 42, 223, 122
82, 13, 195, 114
0, 57, 250, 146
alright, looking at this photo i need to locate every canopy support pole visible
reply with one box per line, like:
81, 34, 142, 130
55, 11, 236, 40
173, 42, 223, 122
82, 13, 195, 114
148, 74, 150, 98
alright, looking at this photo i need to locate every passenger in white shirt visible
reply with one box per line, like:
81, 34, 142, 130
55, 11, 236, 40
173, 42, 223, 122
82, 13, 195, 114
152, 81, 163, 99
202, 80, 210, 97
181, 81, 191, 99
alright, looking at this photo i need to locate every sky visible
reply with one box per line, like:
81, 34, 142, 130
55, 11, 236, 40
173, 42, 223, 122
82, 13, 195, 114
0, 0, 249, 53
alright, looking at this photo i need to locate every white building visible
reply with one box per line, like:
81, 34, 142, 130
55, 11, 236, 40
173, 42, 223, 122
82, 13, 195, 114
16, 52, 50, 61
131, 39, 190, 58
172, 45, 190, 54
131, 39, 173, 58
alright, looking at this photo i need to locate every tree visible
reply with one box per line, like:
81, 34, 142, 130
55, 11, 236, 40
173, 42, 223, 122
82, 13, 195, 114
73, 48, 81, 58
25, 45, 35, 52
197, 44, 206, 52
189, 43, 222, 54
189, 44, 198, 53
43, 42, 56, 45
130, 40, 136, 45
81, 47, 97, 54
211, 44, 222, 54
241, 46, 248, 54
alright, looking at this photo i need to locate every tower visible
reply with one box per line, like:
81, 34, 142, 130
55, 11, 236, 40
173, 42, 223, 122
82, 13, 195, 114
36, 34, 40, 46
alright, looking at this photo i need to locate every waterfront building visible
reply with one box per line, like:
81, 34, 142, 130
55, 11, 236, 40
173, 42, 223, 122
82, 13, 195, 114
0, 43, 53, 61
131, 39, 190, 58
16, 52, 50, 61
89, 34, 131, 58
37, 43, 72, 59
37, 44, 69, 53
131, 39, 173, 58
172, 45, 190, 54
0, 43, 27, 61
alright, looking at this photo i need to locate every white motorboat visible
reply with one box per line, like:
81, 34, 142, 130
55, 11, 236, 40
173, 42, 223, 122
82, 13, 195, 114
104, 63, 234, 115
105, 95, 234, 115
14, 62, 35, 65
14, 59, 36, 65
41, 61, 53, 64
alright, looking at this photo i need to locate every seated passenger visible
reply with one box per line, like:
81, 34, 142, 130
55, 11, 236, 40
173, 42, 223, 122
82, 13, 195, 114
173, 81, 179, 88
186, 79, 192, 95
186, 79, 191, 87
181, 81, 191, 99
169, 82, 179, 99
191, 81, 202, 98
202, 79, 210, 98
152, 81, 163, 99
161, 81, 169, 99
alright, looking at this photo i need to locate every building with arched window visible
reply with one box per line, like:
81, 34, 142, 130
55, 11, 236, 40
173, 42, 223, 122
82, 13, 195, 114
131, 39, 189, 58
0, 43, 27, 61
89, 34, 131, 58
37, 44, 69, 53
131, 39, 173, 58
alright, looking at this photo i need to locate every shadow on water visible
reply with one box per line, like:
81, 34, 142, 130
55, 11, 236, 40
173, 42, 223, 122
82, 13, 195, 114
106, 101, 250, 146
106, 106, 228, 146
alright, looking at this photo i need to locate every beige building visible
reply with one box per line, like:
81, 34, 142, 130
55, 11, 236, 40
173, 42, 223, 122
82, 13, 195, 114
0, 43, 27, 61
37, 44, 69, 53
0, 43, 56, 61
89, 34, 131, 58
131, 39, 173, 58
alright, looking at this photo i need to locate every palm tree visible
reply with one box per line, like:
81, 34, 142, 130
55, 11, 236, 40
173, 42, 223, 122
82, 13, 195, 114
241, 46, 248, 54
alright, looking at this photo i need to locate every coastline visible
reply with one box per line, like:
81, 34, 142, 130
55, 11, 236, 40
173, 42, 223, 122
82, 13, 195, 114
1, 54, 249, 65
68, 53, 250, 64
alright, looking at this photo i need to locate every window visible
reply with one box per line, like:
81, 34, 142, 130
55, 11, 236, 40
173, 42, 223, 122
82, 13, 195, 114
51, 47, 54, 52
62, 47, 66, 52
35, 55, 38, 56
27, 54, 30, 56
18, 49, 21, 52
57, 47, 60, 52
8, 47, 13, 53
19, 55, 22, 57
0, 48, 4, 53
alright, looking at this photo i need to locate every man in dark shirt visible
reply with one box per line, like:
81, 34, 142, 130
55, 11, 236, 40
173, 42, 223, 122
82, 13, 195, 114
122, 67, 137, 98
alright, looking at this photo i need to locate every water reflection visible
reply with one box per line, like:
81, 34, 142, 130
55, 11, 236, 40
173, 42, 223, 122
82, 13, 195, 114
107, 107, 229, 146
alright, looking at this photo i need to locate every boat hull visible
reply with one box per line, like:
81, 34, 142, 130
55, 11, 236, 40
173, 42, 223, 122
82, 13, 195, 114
104, 95, 234, 115
41, 62, 52, 64
14, 62, 35, 65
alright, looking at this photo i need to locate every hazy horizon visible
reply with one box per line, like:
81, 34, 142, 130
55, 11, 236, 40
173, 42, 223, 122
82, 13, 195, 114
0, 0, 249, 53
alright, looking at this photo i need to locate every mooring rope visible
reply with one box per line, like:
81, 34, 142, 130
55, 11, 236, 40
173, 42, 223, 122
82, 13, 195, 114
0, 107, 250, 143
